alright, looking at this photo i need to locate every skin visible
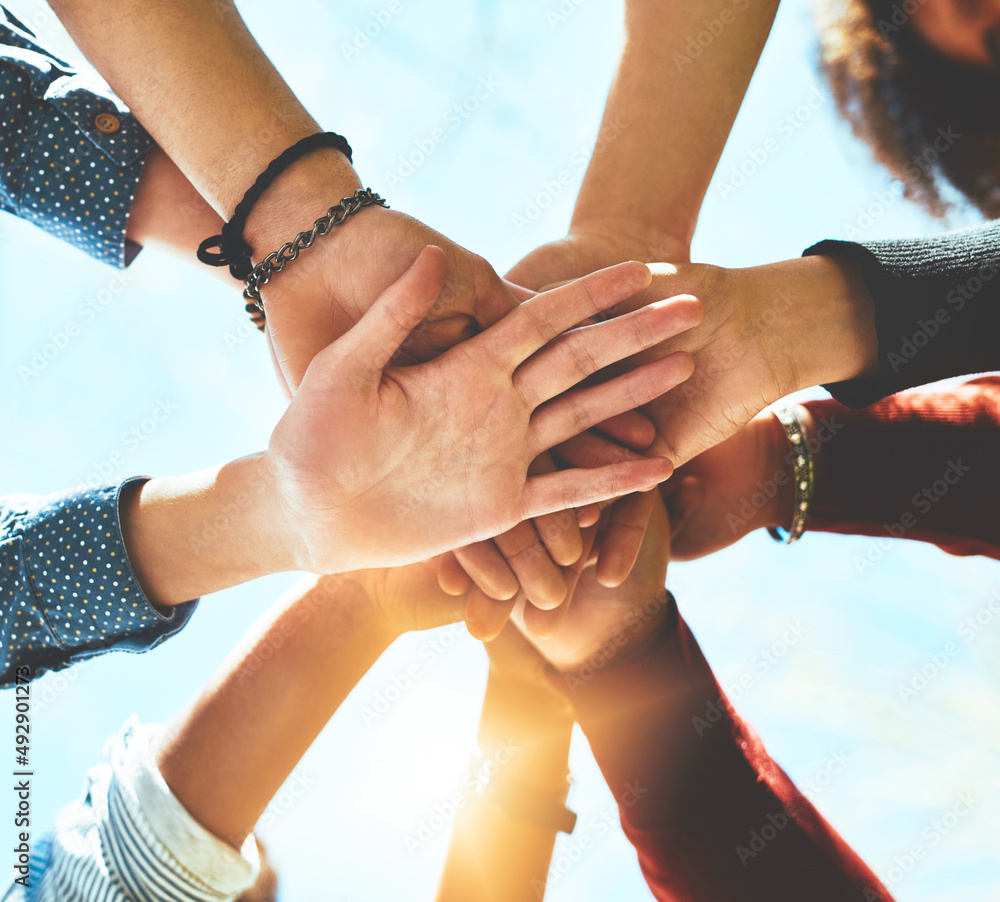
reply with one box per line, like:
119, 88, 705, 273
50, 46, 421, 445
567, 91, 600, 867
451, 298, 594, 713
909, 0, 1000, 69
120, 254, 699, 607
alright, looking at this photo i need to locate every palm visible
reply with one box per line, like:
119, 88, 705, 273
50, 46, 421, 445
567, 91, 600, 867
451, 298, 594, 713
354, 559, 467, 636
266, 250, 694, 575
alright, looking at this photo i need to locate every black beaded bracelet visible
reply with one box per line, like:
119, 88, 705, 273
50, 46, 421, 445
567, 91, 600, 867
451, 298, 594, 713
196, 131, 354, 281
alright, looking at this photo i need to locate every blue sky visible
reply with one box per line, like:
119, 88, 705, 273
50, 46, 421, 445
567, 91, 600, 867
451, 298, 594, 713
1, 0, 998, 899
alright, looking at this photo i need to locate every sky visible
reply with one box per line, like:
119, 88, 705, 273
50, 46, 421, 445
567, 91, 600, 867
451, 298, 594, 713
1, 0, 998, 899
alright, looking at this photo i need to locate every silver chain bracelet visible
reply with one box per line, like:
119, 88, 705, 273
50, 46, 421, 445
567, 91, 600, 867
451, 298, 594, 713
767, 404, 815, 545
242, 187, 389, 330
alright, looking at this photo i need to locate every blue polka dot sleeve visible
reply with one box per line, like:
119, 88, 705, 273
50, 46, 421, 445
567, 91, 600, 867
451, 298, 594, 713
0, 8, 155, 268
0, 478, 197, 687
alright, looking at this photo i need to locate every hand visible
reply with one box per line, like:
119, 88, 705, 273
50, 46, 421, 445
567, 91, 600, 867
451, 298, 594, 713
348, 559, 468, 639
663, 409, 800, 562
606, 255, 877, 468
265, 248, 699, 574
246, 174, 523, 388
444, 226, 689, 617
512, 491, 673, 674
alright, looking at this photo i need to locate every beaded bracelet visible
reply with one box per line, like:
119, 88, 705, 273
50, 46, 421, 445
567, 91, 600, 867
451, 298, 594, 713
767, 404, 815, 545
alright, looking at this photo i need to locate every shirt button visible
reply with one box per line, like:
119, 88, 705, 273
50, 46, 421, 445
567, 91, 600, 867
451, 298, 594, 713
94, 113, 121, 135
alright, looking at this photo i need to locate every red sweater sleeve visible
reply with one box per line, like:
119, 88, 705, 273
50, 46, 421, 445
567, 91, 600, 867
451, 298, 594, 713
802, 376, 1000, 560
565, 597, 892, 902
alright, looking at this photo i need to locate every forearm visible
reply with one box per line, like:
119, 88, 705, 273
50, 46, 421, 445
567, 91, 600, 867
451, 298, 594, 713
570, 0, 780, 256
437, 672, 574, 902
801, 377, 1000, 559
156, 574, 393, 850
49, 0, 359, 245
125, 145, 241, 283
565, 600, 891, 901
118, 453, 295, 607
805, 220, 1000, 407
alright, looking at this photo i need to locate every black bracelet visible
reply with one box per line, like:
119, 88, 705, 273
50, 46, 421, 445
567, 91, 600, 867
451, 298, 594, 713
196, 131, 353, 280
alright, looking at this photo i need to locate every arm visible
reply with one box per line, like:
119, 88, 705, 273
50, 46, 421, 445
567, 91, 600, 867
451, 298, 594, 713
2, 257, 693, 682
21, 561, 466, 900
804, 220, 1000, 408
436, 626, 574, 902
518, 497, 893, 901
46, 0, 521, 386
507, 0, 780, 290
667, 376, 1000, 562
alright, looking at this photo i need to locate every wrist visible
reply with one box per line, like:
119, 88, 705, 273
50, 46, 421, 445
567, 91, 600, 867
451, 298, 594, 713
754, 255, 877, 393
119, 453, 296, 606
241, 147, 362, 258
566, 217, 692, 264
763, 404, 821, 531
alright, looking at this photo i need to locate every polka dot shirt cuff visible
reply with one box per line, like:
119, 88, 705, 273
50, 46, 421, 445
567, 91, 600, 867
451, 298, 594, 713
1, 478, 197, 685
1, 10, 155, 268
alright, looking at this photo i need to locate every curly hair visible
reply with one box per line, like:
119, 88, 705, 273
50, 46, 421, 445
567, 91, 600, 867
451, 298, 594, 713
816, 0, 1000, 218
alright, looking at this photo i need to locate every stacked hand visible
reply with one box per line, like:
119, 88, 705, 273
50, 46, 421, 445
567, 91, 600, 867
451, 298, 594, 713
264, 247, 699, 575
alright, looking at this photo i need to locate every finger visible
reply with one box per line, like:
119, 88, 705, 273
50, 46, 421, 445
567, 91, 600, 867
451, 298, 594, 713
454, 542, 520, 601
595, 411, 656, 450
527, 453, 582, 568
514, 295, 702, 408
530, 352, 694, 452
438, 552, 473, 596
521, 525, 598, 638
554, 430, 645, 469
333, 245, 447, 379
465, 586, 518, 641
577, 503, 601, 527
503, 278, 537, 302
492, 520, 568, 611
475, 262, 652, 370
595, 489, 656, 588
522, 457, 673, 520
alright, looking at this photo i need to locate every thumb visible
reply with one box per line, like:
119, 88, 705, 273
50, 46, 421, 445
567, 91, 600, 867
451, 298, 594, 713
334, 245, 448, 383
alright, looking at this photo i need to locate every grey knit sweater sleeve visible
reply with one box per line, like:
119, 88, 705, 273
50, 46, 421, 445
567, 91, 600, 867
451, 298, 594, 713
803, 218, 1000, 408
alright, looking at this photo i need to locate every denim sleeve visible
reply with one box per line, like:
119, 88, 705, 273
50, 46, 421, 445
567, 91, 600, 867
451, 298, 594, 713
0, 479, 198, 688
0, 6, 155, 267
